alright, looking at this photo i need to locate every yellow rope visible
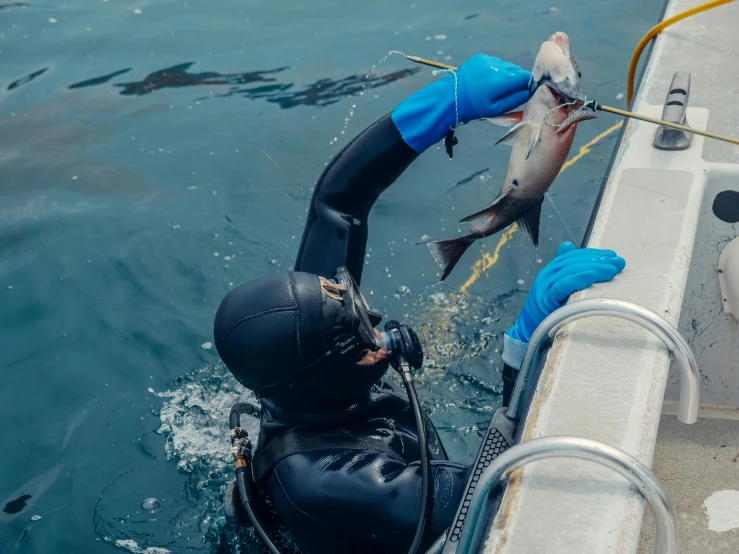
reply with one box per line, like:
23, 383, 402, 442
626, 0, 735, 106
459, 225, 519, 293
458, 121, 624, 293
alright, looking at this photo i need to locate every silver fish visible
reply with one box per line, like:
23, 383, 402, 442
426, 32, 596, 281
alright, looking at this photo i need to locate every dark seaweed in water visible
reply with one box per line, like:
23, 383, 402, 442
203, 68, 420, 108
68, 69, 133, 90
7, 68, 48, 91
3, 494, 32, 515
66, 61, 419, 110
113, 63, 290, 97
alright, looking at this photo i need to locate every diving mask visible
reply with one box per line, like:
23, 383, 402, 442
319, 266, 382, 357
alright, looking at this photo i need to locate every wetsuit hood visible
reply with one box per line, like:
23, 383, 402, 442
214, 271, 389, 408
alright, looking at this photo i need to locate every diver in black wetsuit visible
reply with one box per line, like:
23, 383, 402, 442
214, 54, 626, 554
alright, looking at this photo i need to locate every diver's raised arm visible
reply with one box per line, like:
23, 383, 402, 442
294, 54, 532, 283
294, 114, 417, 282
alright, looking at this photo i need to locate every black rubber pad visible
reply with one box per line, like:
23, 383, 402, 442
447, 428, 510, 544
713, 190, 739, 224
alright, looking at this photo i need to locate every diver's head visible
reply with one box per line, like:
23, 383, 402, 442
213, 268, 389, 404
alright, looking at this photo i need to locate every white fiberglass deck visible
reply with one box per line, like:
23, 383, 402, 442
481, 0, 739, 552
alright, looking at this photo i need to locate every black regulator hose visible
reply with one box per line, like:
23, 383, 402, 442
235, 468, 281, 554
382, 321, 432, 554
229, 403, 283, 554
401, 364, 433, 554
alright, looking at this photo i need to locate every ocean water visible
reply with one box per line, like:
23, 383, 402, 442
0, 0, 663, 551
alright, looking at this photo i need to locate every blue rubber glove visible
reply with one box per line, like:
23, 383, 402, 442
391, 54, 531, 153
502, 242, 626, 369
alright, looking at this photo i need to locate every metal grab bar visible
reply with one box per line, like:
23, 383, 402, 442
508, 298, 699, 424
456, 436, 678, 554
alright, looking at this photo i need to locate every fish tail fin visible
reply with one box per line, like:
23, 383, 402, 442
425, 236, 476, 281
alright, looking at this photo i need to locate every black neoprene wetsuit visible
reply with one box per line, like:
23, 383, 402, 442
255, 114, 519, 554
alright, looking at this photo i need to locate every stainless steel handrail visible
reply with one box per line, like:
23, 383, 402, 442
507, 298, 699, 424
456, 436, 678, 554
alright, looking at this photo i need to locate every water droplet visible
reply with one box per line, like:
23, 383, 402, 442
201, 342, 213, 350
397, 285, 410, 295
31, 515, 42, 521
7, 285, 13, 290
517, 279, 525, 285
141, 498, 160, 511
48, 17, 57, 23
616, 92, 624, 100
133, 8, 142, 14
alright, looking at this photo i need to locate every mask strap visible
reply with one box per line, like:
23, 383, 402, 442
319, 276, 347, 301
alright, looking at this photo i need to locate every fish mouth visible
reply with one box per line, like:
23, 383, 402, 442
550, 79, 584, 102
528, 75, 583, 102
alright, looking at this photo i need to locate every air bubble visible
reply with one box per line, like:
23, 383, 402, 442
141, 498, 160, 511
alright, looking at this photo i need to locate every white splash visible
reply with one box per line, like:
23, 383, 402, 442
114, 539, 170, 554
155, 368, 259, 473
703, 490, 739, 532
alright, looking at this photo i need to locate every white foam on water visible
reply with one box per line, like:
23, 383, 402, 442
114, 539, 170, 554
704, 490, 739, 532
154, 367, 259, 474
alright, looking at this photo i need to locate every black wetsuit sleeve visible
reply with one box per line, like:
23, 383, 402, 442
294, 114, 419, 284
267, 450, 469, 554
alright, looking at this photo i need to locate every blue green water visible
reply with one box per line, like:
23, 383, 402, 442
0, 0, 662, 552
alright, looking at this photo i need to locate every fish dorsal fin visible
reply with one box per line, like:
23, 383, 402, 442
516, 196, 544, 246
495, 121, 541, 160
485, 111, 524, 127
557, 109, 597, 135
459, 189, 512, 232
